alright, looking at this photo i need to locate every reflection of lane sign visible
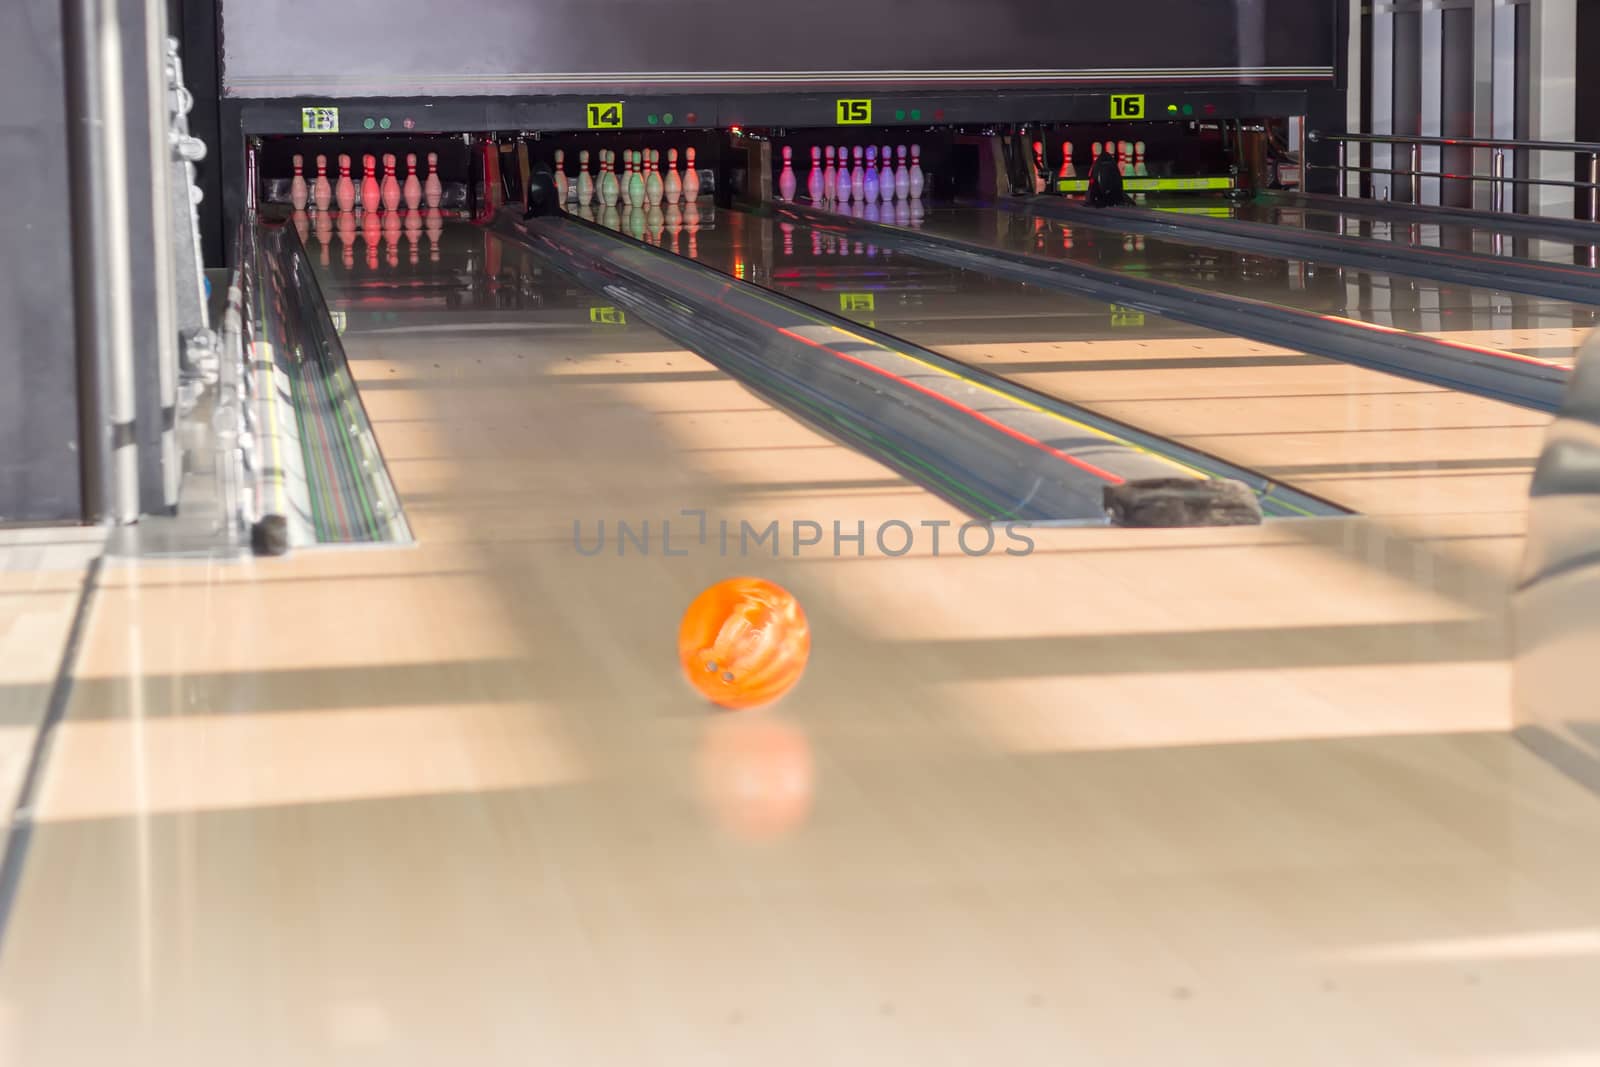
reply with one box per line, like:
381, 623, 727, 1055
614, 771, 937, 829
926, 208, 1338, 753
1110, 94, 1145, 120
1109, 304, 1145, 328
836, 99, 872, 125
301, 107, 339, 133
839, 293, 875, 312
590, 307, 627, 326
586, 102, 623, 129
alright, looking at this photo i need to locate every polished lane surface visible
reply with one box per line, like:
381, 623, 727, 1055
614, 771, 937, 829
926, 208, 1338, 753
903, 203, 1599, 363
1, 218, 1596, 1066
1227, 197, 1600, 267
658, 206, 1552, 519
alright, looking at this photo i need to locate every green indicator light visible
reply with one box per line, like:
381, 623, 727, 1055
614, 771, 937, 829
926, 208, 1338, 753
663, 113, 674, 124
910, 109, 921, 120
363, 117, 375, 130
894, 109, 906, 121
379, 117, 391, 129
1167, 104, 1179, 113
647, 114, 659, 125
1182, 104, 1194, 116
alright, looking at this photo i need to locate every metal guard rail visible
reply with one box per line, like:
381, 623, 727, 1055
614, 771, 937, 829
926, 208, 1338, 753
1308, 130, 1600, 218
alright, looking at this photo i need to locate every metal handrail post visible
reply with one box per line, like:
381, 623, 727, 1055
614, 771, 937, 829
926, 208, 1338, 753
1410, 142, 1423, 204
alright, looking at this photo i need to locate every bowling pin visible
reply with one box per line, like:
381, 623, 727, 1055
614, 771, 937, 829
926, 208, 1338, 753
879, 144, 894, 202
601, 151, 620, 205
1134, 140, 1148, 176
627, 150, 645, 208
312, 154, 332, 212
361, 154, 380, 212
401, 153, 421, 211
335, 153, 356, 212
578, 149, 596, 206
423, 152, 442, 209
862, 146, 879, 202
684, 147, 700, 200
835, 146, 852, 202
1061, 143, 1076, 181
823, 146, 837, 201
895, 146, 909, 199
652, 149, 667, 206
664, 148, 682, 202
381, 153, 401, 212
289, 153, 308, 210
909, 144, 924, 199
851, 146, 865, 202
778, 145, 798, 201
1091, 141, 1103, 162
554, 149, 569, 203
1032, 141, 1047, 193
807, 146, 824, 202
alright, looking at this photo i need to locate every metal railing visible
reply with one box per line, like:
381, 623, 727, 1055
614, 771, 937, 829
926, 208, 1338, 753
1309, 131, 1600, 219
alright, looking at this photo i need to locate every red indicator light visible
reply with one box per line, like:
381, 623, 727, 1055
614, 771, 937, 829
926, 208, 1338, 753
731, 125, 744, 135
686, 112, 698, 124
934, 110, 945, 121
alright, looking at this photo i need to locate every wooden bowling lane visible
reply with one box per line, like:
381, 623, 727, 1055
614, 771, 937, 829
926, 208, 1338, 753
2, 223, 1598, 1065
913, 204, 1600, 362
691, 209, 1552, 521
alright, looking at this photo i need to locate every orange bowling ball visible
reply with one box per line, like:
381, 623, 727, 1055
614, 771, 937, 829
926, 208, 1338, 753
678, 577, 810, 710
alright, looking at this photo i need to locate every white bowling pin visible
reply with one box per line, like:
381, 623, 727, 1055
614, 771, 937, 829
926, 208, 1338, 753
600, 151, 619, 206
851, 146, 866, 201
577, 150, 594, 206
646, 149, 664, 206
862, 146, 879, 202
554, 149, 569, 202
289, 153, 308, 210
312, 154, 332, 212
683, 147, 701, 200
335, 153, 355, 211
360, 154, 380, 211
836, 146, 852, 202
824, 146, 837, 201
806, 146, 824, 202
778, 145, 798, 201
1061, 143, 1076, 181
423, 152, 442, 208
627, 150, 645, 208
1091, 141, 1103, 161
895, 146, 910, 199
1134, 140, 1148, 176
909, 144, 924, 199
402, 153, 422, 210
381, 153, 401, 211
664, 147, 682, 202
879, 144, 894, 202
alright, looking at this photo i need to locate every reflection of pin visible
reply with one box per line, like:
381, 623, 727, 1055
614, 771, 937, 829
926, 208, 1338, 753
424, 207, 443, 262
404, 209, 422, 265
778, 145, 797, 201
336, 210, 357, 269
314, 210, 333, 264
335, 154, 355, 212
362, 207, 381, 269
383, 210, 401, 268
291, 208, 309, 242
684, 201, 701, 259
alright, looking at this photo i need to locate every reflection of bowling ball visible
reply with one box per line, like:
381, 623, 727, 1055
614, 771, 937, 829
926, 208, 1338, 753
698, 714, 814, 840
678, 577, 810, 710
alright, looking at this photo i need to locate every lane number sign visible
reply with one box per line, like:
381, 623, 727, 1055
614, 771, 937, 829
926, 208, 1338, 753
301, 107, 339, 133
1110, 94, 1146, 120
836, 99, 872, 125
586, 103, 624, 129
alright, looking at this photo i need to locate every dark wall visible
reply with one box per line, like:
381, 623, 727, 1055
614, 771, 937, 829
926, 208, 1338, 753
1579, 0, 1600, 142
219, 0, 1339, 97
0, 0, 82, 522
